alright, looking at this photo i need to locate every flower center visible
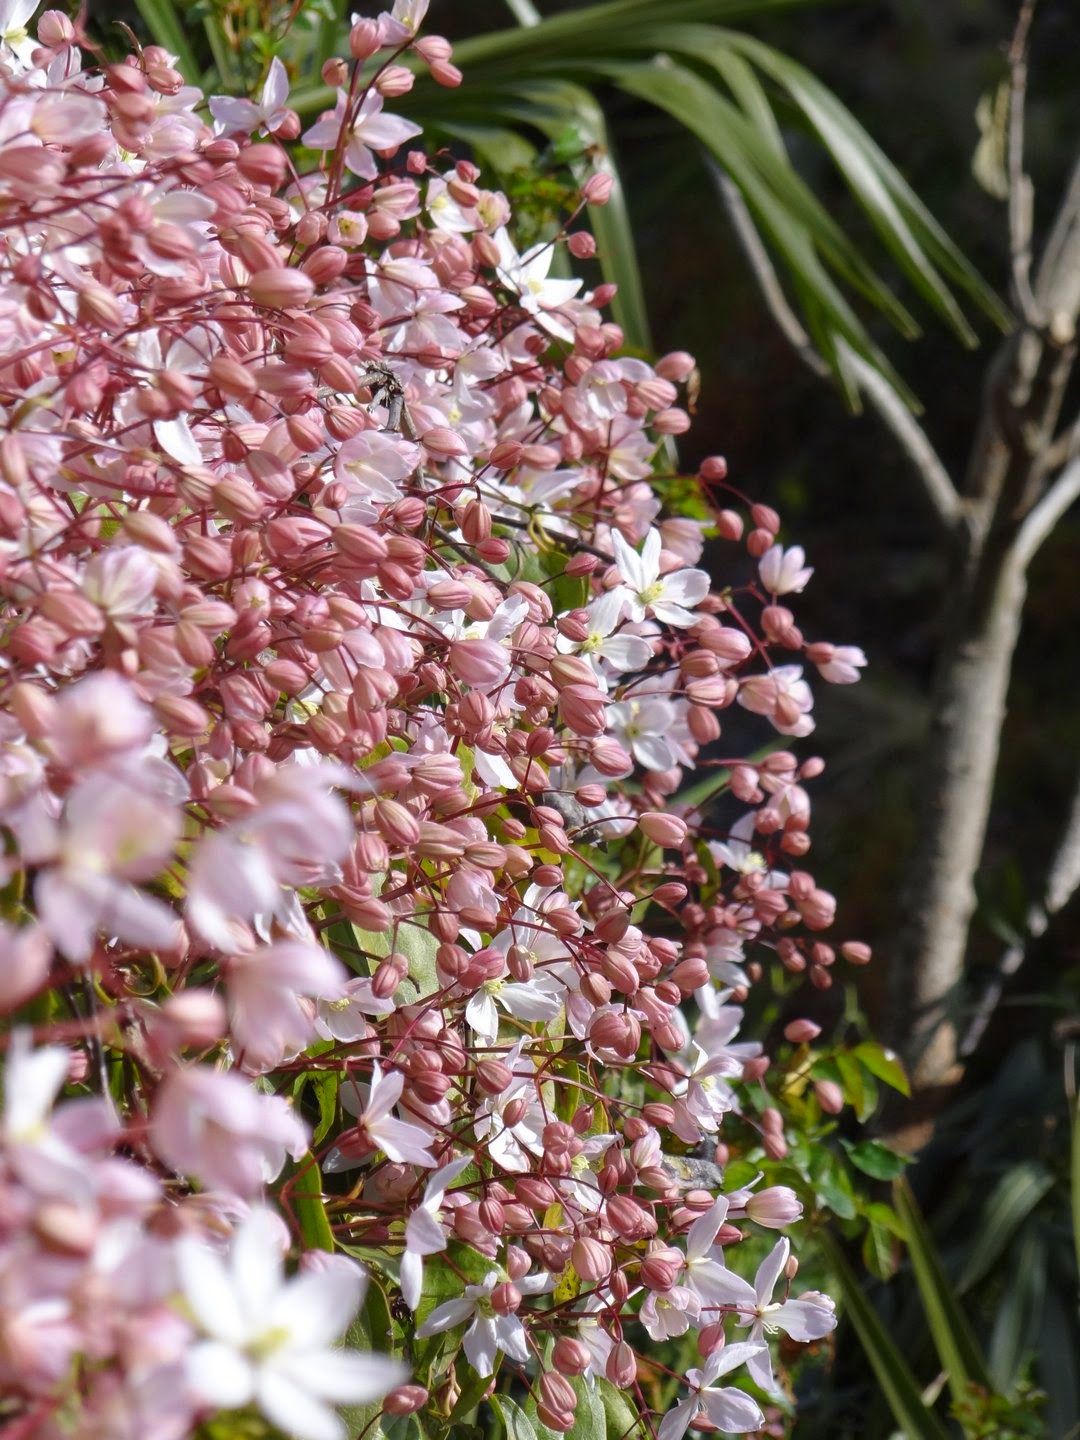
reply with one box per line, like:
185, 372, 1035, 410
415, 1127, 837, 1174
249, 1324, 291, 1361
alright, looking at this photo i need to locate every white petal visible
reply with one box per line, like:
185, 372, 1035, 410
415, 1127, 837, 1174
754, 1237, 790, 1307
177, 1240, 247, 1345
267, 1265, 365, 1349
657, 1397, 697, 1440
701, 1386, 765, 1434
256, 1368, 343, 1440
186, 1340, 254, 1408
415, 1296, 474, 1338
154, 415, 202, 466
462, 1314, 498, 1377
231, 1209, 285, 1322
685, 1196, 729, 1262
276, 1348, 408, 1403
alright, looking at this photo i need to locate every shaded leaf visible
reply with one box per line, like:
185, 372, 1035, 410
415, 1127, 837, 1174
819, 1232, 952, 1440
955, 1161, 1054, 1295
893, 1179, 993, 1404
843, 1138, 911, 1181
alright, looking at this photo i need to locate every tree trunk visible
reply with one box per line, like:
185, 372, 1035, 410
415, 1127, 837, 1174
896, 540, 1027, 1090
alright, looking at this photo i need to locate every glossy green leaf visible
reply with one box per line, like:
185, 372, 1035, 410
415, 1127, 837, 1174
819, 1232, 951, 1440
862, 1216, 899, 1281
853, 1041, 911, 1096
595, 1377, 646, 1438
893, 1179, 993, 1404
810, 1147, 857, 1219
955, 1161, 1054, 1294
292, 1155, 335, 1253
843, 1138, 911, 1181
491, 1395, 540, 1440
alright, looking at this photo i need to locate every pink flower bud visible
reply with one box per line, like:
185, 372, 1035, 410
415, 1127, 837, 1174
376, 66, 414, 98
423, 425, 468, 458
489, 439, 523, 470
568, 231, 597, 259
348, 19, 380, 58
784, 1018, 822, 1044
448, 638, 509, 688
476, 1059, 512, 1094
582, 172, 614, 205
384, 1385, 429, 1416
745, 1186, 804, 1228
604, 1194, 656, 1243
0, 923, 51, 1013
491, 1280, 521, 1314
553, 1336, 591, 1377
557, 683, 607, 738
814, 1079, 845, 1114
841, 940, 872, 965
540, 1373, 577, 1415
571, 1236, 612, 1284
246, 267, 315, 309
638, 812, 688, 848
606, 1341, 637, 1388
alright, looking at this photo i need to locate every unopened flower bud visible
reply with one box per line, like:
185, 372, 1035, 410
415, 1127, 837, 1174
814, 1079, 844, 1114
606, 1341, 636, 1388
553, 1336, 591, 1377
384, 1385, 429, 1416
582, 172, 614, 205
745, 1186, 803, 1228
638, 812, 687, 847
571, 1236, 611, 1283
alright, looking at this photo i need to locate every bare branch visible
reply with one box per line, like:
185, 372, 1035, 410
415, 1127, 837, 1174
1033, 153, 1080, 324
714, 168, 963, 532
1007, 0, 1040, 323
1042, 410, 1080, 474
961, 760, 1080, 1056
1014, 449, 1080, 566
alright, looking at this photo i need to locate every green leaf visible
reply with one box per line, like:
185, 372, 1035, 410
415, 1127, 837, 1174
340, 1276, 397, 1438
835, 1049, 873, 1120
842, 1138, 911, 1181
292, 1155, 335, 1253
955, 1161, 1054, 1295
719, 32, 1010, 341
491, 1395, 540, 1440
853, 1041, 911, 1096
862, 1216, 899, 1281
809, 1147, 856, 1219
818, 1232, 952, 1440
595, 1377, 646, 1438
893, 1178, 993, 1404
988, 1224, 1046, 1392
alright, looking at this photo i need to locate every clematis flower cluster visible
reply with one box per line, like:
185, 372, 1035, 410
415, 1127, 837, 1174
0, 5, 865, 1437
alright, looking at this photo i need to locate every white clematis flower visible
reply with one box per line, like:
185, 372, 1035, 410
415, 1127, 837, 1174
657, 1340, 768, 1440
178, 1209, 408, 1440
610, 526, 710, 627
